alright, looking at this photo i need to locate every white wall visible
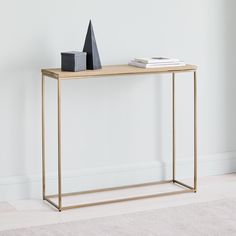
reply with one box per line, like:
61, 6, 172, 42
0, 0, 236, 200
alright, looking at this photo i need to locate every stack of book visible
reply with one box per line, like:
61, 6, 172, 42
129, 57, 185, 68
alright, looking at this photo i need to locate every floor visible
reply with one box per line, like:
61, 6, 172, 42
0, 173, 236, 232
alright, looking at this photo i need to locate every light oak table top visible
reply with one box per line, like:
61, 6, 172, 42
41, 64, 197, 79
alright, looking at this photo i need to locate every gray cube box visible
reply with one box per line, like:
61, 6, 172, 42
61, 51, 87, 72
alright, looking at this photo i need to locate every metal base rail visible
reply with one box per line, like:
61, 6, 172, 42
44, 179, 195, 211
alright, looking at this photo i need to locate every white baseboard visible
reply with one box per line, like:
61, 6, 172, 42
0, 151, 236, 201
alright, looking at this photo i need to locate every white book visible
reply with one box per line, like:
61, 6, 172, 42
132, 61, 184, 66
129, 61, 186, 69
134, 57, 180, 64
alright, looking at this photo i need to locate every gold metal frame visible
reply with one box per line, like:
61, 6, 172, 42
42, 69, 197, 211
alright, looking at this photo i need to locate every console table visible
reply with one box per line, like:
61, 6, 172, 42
41, 64, 197, 211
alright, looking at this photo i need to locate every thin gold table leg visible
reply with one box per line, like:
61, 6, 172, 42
57, 78, 62, 211
172, 73, 176, 182
194, 71, 197, 192
42, 74, 46, 200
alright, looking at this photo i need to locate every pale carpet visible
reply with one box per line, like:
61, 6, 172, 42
1, 198, 236, 236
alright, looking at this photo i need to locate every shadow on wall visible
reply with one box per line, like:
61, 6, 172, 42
0, 34, 55, 196
223, 1, 236, 154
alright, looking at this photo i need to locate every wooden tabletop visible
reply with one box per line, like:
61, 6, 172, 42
41, 64, 197, 79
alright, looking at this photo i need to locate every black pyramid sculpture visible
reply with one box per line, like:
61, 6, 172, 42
83, 20, 102, 70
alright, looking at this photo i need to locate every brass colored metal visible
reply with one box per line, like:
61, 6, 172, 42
45, 181, 194, 210
44, 197, 59, 210
46, 180, 173, 198
42, 74, 46, 200
60, 189, 194, 211
172, 73, 176, 182
194, 71, 197, 192
173, 180, 194, 190
57, 79, 62, 210
41, 66, 198, 211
